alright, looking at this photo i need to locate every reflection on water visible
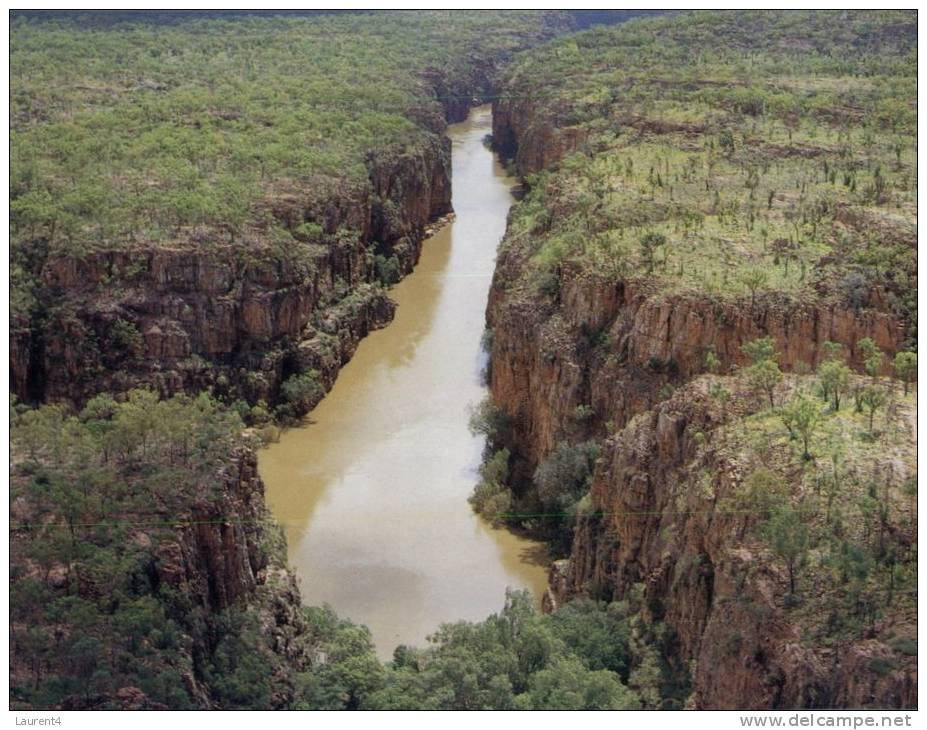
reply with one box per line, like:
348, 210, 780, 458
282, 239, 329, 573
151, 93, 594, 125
259, 107, 549, 660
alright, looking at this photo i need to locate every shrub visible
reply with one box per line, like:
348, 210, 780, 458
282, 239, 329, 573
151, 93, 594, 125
536, 271, 561, 299
639, 232, 666, 274
779, 393, 823, 460
818, 359, 851, 410
109, 317, 144, 358
889, 636, 917, 657
534, 440, 600, 512
746, 359, 782, 408
294, 222, 324, 241
893, 351, 917, 394
839, 273, 870, 310
281, 371, 324, 409
867, 656, 899, 677
469, 449, 513, 525
741, 336, 777, 365
468, 396, 511, 444
573, 404, 595, 422
374, 254, 402, 286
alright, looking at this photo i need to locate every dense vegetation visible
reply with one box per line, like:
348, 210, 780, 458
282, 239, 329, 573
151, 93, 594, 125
10, 391, 267, 708
299, 590, 685, 710
10, 10, 567, 317
709, 340, 916, 644
497, 10, 916, 345
10, 10, 558, 247
10, 392, 684, 709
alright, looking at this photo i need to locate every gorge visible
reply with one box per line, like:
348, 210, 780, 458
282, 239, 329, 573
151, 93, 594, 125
259, 108, 548, 658
9, 9, 918, 712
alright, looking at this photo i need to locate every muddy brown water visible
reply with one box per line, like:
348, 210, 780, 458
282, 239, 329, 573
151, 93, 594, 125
259, 106, 549, 660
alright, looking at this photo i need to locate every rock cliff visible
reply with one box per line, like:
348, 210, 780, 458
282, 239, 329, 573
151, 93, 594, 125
552, 380, 916, 709
10, 13, 578, 417
9, 439, 314, 710
488, 257, 902, 475
492, 95, 588, 177
12, 136, 450, 413
486, 85, 915, 709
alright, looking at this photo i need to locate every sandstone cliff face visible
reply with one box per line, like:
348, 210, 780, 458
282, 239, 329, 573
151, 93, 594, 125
488, 259, 902, 472
154, 446, 313, 709
9, 442, 313, 710
13, 137, 450, 412
486, 108, 912, 709
492, 96, 588, 176
549, 383, 916, 709
488, 102, 904, 468
153, 447, 273, 612
10, 18, 593, 414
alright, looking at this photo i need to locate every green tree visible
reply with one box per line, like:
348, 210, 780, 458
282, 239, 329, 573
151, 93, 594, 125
741, 337, 782, 407
704, 346, 721, 374
741, 336, 777, 365
468, 396, 511, 445
858, 337, 883, 378
280, 371, 324, 410
522, 656, 639, 710
738, 467, 785, 519
818, 359, 851, 410
859, 385, 888, 435
639, 232, 666, 274
762, 502, 809, 598
109, 318, 144, 359
741, 267, 768, 308
893, 351, 917, 395
469, 449, 513, 525
374, 254, 402, 286
534, 440, 600, 513
547, 599, 631, 676
821, 341, 844, 362
821, 436, 846, 522
747, 359, 782, 409
831, 540, 875, 618
779, 394, 823, 460
627, 654, 662, 709
708, 381, 731, 414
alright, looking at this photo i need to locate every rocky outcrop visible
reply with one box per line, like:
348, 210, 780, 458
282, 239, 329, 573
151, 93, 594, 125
9, 439, 315, 710
13, 137, 451, 412
545, 382, 916, 708
487, 248, 911, 709
492, 96, 588, 175
153, 447, 273, 611
488, 251, 908, 709
485, 85, 912, 709
158, 446, 315, 707
488, 260, 903, 472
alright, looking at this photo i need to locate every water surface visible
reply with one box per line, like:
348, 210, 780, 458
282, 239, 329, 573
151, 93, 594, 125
260, 107, 548, 659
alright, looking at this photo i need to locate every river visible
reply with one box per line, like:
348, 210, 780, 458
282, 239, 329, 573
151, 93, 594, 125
259, 106, 548, 660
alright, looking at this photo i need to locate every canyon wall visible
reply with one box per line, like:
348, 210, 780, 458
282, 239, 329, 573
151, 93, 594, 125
488, 243, 902, 474
9, 442, 313, 710
492, 96, 588, 176
139, 446, 313, 709
486, 108, 913, 709
10, 12, 581, 416
554, 382, 916, 709
11, 135, 450, 412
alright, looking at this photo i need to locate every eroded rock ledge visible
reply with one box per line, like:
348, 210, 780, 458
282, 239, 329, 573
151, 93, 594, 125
486, 92, 913, 710
12, 134, 450, 414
